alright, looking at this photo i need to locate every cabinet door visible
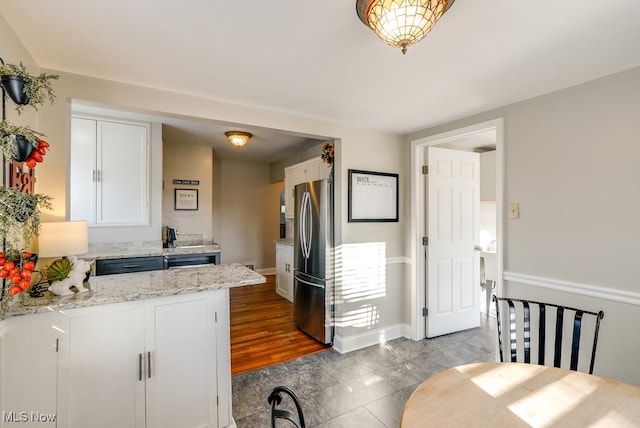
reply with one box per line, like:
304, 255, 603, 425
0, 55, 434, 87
97, 120, 149, 225
305, 159, 330, 182
57, 302, 146, 428
275, 244, 294, 302
276, 244, 292, 300
284, 165, 307, 218
144, 292, 225, 428
283, 244, 294, 302
70, 117, 98, 223
0, 313, 59, 428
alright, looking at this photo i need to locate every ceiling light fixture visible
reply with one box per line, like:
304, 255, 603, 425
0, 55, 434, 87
356, 0, 455, 55
225, 131, 252, 147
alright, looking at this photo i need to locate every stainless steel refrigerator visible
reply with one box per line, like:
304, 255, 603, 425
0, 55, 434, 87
293, 179, 333, 344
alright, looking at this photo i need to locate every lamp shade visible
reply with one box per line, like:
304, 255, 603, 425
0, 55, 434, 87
38, 221, 89, 257
356, 0, 455, 54
225, 131, 252, 147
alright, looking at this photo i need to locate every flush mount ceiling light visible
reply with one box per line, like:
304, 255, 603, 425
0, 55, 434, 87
225, 131, 252, 147
356, 0, 455, 54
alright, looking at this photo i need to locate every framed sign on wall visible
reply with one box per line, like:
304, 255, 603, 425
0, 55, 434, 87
348, 169, 399, 222
174, 188, 198, 211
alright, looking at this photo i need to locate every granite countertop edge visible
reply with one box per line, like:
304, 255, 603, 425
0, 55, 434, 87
1, 263, 265, 319
276, 239, 294, 246
77, 244, 222, 260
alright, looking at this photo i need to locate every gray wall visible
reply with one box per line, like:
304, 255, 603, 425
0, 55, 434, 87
407, 67, 640, 384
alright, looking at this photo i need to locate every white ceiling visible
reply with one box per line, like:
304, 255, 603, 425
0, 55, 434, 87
3, 1, 640, 161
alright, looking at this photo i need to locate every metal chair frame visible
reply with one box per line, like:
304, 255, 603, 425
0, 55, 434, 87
492, 295, 604, 374
268, 386, 306, 428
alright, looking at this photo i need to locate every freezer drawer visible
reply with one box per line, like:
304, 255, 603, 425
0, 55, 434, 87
293, 276, 332, 344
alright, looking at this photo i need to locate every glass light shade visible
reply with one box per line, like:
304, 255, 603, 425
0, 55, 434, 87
38, 221, 89, 257
357, 0, 454, 54
225, 131, 252, 147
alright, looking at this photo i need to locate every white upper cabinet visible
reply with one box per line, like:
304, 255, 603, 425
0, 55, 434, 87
70, 116, 150, 226
284, 157, 331, 218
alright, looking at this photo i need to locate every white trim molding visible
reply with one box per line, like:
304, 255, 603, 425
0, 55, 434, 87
504, 271, 640, 307
332, 323, 407, 354
387, 256, 410, 265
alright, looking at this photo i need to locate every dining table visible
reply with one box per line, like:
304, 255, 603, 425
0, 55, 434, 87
400, 362, 640, 427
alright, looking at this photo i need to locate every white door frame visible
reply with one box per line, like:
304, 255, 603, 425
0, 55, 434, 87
409, 118, 505, 340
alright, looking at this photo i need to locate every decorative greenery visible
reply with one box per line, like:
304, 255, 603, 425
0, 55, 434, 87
0, 62, 59, 114
0, 120, 44, 163
42, 258, 74, 282
0, 186, 52, 250
321, 142, 334, 167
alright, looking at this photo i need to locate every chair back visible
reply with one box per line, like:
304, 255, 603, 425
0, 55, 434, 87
268, 386, 306, 428
492, 295, 604, 374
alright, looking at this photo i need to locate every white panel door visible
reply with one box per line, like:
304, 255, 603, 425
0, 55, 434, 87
426, 147, 480, 337
97, 120, 148, 225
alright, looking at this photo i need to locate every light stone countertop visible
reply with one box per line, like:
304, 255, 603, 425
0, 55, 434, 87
77, 242, 221, 260
276, 239, 294, 246
1, 263, 264, 319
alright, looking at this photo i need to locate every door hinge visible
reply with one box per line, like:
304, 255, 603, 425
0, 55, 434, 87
422, 237, 428, 246
422, 307, 428, 317
422, 165, 428, 175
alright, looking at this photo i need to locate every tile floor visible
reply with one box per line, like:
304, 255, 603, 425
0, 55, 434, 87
232, 315, 497, 427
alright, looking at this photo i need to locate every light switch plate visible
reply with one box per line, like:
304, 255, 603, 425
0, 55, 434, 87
508, 203, 520, 219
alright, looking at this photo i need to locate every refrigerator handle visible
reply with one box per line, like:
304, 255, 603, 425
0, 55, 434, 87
305, 192, 312, 258
299, 192, 310, 259
298, 194, 304, 257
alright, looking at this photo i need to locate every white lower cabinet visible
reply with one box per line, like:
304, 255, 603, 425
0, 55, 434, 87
1, 289, 232, 428
275, 243, 294, 302
0, 312, 59, 427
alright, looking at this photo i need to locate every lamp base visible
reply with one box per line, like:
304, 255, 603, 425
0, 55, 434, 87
47, 256, 92, 296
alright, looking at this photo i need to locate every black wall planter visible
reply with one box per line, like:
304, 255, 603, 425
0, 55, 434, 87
1, 75, 29, 105
14, 135, 34, 162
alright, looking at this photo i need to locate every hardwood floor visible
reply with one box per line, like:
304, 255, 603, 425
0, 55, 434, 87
229, 274, 330, 375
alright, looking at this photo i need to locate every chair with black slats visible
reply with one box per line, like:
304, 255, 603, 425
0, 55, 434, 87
268, 386, 306, 428
492, 295, 604, 374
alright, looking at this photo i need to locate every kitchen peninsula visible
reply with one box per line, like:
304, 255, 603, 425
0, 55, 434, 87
0, 263, 265, 428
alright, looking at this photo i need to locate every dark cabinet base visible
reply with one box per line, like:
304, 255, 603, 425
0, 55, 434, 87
95, 256, 164, 276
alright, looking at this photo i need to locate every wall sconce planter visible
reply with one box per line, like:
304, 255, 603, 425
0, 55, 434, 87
0, 121, 47, 165
0, 75, 28, 105
0, 61, 59, 114
14, 135, 34, 162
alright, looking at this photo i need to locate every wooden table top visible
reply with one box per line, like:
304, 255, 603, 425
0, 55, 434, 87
400, 362, 640, 427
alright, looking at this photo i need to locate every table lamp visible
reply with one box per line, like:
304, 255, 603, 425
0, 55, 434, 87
38, 221, 92, 296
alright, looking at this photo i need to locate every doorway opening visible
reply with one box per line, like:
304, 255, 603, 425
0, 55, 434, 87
410, 119, 504, 340
229, 276, 331, 375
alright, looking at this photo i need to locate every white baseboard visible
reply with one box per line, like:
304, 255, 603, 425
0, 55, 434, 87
333, 323, 408, 354
503, 271, 640, 306
258, 267, 276, 276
